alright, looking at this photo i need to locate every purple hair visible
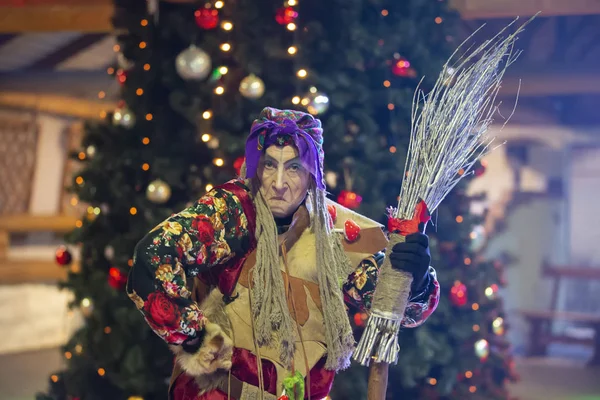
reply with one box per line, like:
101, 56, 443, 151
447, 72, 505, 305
244, 107, 325, 189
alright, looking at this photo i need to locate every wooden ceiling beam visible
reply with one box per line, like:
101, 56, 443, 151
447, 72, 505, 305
0, 92, 115, 119
0, 3, 113, 33
451, 0, 600, 20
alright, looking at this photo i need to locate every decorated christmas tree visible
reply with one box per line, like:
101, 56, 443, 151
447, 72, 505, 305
36, 0, 518, 399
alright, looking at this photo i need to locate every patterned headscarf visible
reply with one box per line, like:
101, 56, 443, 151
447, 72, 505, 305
245, 107, 325, 189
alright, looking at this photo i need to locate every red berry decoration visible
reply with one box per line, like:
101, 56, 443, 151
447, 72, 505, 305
275, 7, 298, 25
277, 396, 289, 400
108, 267, 128, 290
233, 156, 245, 176
344, 219, 361, 242
337, 190, 362, 209
194, 8, 219, 30
449, 281, 468, 307
327, 204, 337, 223
55, 246, 72, 266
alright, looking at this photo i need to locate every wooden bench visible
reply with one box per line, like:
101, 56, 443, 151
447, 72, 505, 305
0, 214, 79, 284
521, 265, 600, 366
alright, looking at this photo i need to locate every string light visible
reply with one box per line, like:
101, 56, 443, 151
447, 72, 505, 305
472, 303, 479, 311
75, 344, 83, 354
142, 163, 150, 171
70, 197, 78, 206
143, 63, 151, 71
51, 375, 59, 383
202, 110, 212, 119
128, 258, 134, 267
219, 66, 228, 74
141, 19, 148, 26
136, 88, 144, 96
99, 110, 107, 118
389, 146, 397, 153
104, 326, 112, 334
130, 207, 138, 215
292, 96, 301, 104
76, 176, 84, 185
139, 41, 147, 49
213, 158, 224, 167
464, 257, 472, 265
387, 103, 395, 110
465, 371, 473, 378
287, 0, 297, 5
215, 0, 224, 8
113, 44, 120, 52
383, 80, 391, 87
456, 215, 464, 223
98, 91, 106, 99
78, 152, 86, 160
64, 351, 72, 359
287, 22, 297, 31
220, 43, 231, 51
98, 368, 106, 377
428, 378, 437, 385
469, 386, 477, 393
214, 86, 225, 95
142, 137, 150, 145
381, 9, 389, 16
221, 21, 233, 31
201, 133, 212, 142
145, 113, 153, 121
205, 184, 214, 192
288, 46, 297, 55
473, 324, 480, 332
297, 69, 307, 78
107, 67, 114, 74
75, 220, 83, 228
435, 17, 443, 24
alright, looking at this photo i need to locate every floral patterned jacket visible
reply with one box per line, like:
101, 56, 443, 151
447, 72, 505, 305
127, 179, 440, 347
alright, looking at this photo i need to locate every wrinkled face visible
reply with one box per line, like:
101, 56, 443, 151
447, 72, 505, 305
257, 145, 311, 218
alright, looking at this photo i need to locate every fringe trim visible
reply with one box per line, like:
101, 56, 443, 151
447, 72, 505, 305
352, 310, 402, 366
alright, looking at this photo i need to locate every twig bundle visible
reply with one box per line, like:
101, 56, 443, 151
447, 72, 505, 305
354, 15, 537, 371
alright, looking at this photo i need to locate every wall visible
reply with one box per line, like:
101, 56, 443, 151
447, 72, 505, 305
466, 125, 590, 352
0, 108, 82, 354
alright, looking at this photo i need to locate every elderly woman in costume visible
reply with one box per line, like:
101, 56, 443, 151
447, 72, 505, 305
127, 108, 440, 400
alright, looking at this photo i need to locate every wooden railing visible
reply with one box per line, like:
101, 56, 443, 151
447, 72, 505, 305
0, 214, 80, 284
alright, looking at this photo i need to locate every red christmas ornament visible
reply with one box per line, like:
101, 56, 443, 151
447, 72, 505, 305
116, 69, 127, 86
277, 396, 289, 400
108, 267, 127, 290
475, 165, 486, 177
55, 246, 72, 266
337, 190, 362, 209
449, 281, 468, 307
392, 58, 417, 78
195, 8, 219, 30
353, 312, 368, 327
344, 219, 361, 242
275, 7, 298, 25
233, 156, 245, 176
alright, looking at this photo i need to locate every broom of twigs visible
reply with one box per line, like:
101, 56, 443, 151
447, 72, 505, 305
352, 15, 538, 400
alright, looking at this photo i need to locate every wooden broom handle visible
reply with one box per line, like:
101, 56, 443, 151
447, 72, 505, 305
368, 362, 389, 400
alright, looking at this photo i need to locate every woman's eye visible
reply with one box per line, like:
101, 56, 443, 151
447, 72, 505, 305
288, 163, 301, 172
264, 160, 275, 169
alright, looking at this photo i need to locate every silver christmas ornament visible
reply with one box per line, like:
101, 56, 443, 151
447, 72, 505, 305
175, 45, 212, 80
239, 74, 265, 99
146, 179, 172, 204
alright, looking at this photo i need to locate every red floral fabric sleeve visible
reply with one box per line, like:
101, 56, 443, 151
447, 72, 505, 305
127, 181, 253, 345
343, 254, 440, 328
